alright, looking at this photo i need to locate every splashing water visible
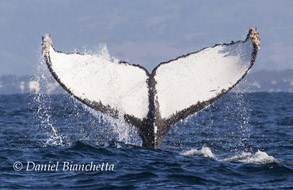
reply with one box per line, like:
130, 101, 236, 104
34, 53, 64, 146
168, 89, 253, 155
82, 104, 141, 146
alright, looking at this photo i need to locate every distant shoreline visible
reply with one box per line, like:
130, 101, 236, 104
1, 69, 293, 94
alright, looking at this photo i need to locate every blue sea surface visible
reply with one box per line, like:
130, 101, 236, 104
0, 93, 292, 189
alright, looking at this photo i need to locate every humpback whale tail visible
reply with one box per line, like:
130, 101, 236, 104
42, 27, 260, 149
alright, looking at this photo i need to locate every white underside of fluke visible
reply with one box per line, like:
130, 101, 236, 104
49, 47, 149, 119
154, 40, 254, 119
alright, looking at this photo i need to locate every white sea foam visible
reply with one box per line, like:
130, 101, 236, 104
222, 150, 277, 164
181, 147, 278, 164
180, 146, 215, 158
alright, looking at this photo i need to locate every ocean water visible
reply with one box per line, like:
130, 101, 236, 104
0, 92, 292, 189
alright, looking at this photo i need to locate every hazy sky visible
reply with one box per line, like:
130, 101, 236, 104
0, 0, 292, 75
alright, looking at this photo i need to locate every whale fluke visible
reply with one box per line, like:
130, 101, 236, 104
42, 27, 260, 149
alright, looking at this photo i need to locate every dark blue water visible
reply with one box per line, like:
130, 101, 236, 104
0, 93, 292, 189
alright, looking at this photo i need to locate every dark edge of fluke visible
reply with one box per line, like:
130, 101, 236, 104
42, 27, 260, 149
